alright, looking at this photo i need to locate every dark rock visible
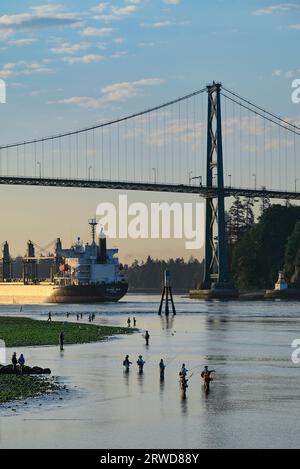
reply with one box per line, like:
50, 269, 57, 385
0, 364, 51, 375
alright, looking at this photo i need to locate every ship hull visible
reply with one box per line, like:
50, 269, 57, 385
48, 282, 128, 304
0, 282, 128, 304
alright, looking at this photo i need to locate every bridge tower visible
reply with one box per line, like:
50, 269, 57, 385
191, 82, 238, 299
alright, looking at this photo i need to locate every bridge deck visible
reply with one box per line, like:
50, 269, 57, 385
0, 176, 299, 200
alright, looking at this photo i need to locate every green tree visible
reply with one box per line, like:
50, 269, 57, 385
227, 197, 246, 244
259, 187, 271, 216
231, 204, 300, 289
284, 220, 300, 284
243, 197, 255, 228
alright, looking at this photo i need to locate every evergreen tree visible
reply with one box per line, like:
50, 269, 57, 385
227, 197, 246, 243
284, 220, 300, 284
231, 204, 300, 289
259, 187, 271, 216
243, 197, 255, 228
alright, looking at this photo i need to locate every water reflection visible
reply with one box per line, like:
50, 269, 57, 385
159, 375, 165, 396
160, 315, 175, 331
123, 369, 130, 389
137, 371, 144, 392
180, 393, 188, 415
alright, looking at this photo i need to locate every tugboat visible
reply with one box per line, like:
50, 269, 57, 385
49, 219, 128, 303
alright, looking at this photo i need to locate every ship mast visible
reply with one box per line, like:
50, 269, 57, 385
88, 218, 97, 245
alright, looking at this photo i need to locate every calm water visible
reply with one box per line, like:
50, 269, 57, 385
1, 294, 300, 449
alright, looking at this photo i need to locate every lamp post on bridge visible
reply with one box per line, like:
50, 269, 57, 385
37, 161, 41, 179
190, 175, 202, 186
295, 178, 299, 192
252, 174, 257, 190
88, 165, 93, 181
188, 171, 193, 185
152, 167, 157, 184
228, 174, 232, 188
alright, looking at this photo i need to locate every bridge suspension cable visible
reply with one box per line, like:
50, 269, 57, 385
0, 82, 299, 196
0, 87, 207, 150
221, 87, 300, 135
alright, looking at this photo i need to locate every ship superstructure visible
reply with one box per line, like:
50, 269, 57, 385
55, 220, 125, 288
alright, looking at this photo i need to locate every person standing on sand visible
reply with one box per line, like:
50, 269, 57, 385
133, 317, 136, 327
127, 317, 131, 328
48, 312, 52, 322
11, 352, 17, 371
18, 353, 25, 373
59, 332, 64, 351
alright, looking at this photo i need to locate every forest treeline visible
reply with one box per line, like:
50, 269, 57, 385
227, 196, 300, 289
125, 257, 204, 292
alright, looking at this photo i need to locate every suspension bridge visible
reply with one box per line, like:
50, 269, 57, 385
1, 81, 299, 295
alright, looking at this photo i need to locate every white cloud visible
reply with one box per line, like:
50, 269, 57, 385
139, 42, 155, 47
50, 42, 90, 54
272, 69, 282, 76
96, 42, 107, 50
20, 63, 53, 75
7, 38, 36, 46
254, 3, 299, 15
289, 24, 300, 29
0, 62, 18, 79
163, 0, 181, 4
272, 68, 297, 78
93, 5, 139, 22
80, 27, 115, 36
0, 60, 53, 78
114, 36, 126, 44
57, 77, 165, 108
0, 4, 81, 41
92, 3, 110, 14
142, 20, 189, 28
111, 51, 128, 58
62, 54, 104, 64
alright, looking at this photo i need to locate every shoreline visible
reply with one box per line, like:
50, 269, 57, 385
0, 317, 134, 405
0, 316, 134, 348
0, 375, 62, 404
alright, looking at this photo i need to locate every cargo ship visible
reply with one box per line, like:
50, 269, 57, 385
0, 220, 128, 304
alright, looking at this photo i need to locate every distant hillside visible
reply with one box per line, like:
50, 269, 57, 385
125, 256, 204, 292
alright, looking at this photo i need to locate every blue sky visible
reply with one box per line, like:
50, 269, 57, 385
0, 0, 299, 260
0, 0, 299, 142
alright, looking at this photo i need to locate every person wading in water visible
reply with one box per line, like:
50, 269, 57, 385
144, 330, 150, 346
159, 359, 166, 380
123, 355, 132, 372
137, 355, 145, 373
